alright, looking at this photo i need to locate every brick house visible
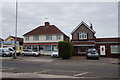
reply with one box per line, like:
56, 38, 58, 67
71, 21, 120, 58
23, 22, 69, 55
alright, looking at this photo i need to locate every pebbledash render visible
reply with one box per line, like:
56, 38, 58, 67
23, 22, 69, 55
71, 21, 120, 58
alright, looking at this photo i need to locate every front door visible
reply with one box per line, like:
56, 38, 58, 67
100, 45, 106, 56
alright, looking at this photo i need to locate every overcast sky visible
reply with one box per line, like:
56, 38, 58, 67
1, 1, 119, 39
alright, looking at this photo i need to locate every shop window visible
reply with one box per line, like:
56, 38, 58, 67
52, 45, 58, 51
78, 46, 88, 53
111, 45, 120, 54
45, 45, 51, 51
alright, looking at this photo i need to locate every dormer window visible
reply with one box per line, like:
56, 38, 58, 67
79, 32, 87, 39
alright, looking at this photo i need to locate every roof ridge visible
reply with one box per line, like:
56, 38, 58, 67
23, 24, 66, 36
71, 21, 96, 34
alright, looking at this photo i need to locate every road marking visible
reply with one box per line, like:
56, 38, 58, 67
73, 72, 88, 77
2, 68, 18, 71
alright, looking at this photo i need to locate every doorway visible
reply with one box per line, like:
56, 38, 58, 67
100, 45, 106, 56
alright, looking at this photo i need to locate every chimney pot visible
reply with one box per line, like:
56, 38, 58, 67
45, 22, 50, 26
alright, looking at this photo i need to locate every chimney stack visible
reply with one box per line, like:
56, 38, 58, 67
90, 23, 93, 29
45, 22, 50, 26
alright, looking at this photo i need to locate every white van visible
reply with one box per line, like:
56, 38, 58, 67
0, 48, 20, 56
0, 48, 12, 57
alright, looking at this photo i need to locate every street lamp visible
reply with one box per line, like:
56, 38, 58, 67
13, 0, 18, 59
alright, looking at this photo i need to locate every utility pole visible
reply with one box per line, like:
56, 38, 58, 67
13, 0, 18, 59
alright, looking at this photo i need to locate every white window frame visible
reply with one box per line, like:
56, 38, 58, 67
79, 32, 87, 39
25, 36, 29, 41
111, 45, 120, 54
33, 35, 39, 41
56, 35, 61, 40
46, 35, 52, 40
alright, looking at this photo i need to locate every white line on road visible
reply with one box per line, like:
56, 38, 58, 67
73, 72, 89, 77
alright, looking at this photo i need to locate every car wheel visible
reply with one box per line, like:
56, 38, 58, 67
22, 53, 25, 56
86, 56, 89, 59
3, 54, 7, 57
96, 57, 99, 60
33, 54, 36, 57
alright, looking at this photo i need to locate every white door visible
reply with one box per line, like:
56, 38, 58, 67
100, 45, 106, 55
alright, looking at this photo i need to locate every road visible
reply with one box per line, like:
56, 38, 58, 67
1, 56, 120, 80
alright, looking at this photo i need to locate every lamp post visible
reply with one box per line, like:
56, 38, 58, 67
13, 0, 18, 59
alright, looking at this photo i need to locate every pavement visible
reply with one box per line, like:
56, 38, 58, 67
0, 56, 119, 63
0, 56, 54, 62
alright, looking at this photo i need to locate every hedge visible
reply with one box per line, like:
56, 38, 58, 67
58, 41, 73, 59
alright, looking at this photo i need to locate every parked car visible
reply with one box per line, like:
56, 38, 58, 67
86, 48, 99, 60
51, 50, 59, 58
8, 48, 20, 56
0, 48, 12, 57
22, 49, 40, 57
1, 48, 20, 56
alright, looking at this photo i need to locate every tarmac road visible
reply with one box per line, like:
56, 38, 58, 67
1, 56, 120, 79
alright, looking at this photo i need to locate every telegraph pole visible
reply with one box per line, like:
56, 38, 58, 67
13, 0, 18, 59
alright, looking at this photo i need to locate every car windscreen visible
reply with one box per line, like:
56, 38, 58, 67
9, 48, 14, 51
88, 49, 97, 53
3, 49, 9, 52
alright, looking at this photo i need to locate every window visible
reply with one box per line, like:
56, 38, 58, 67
56, 35, 61, 40
78, 46, 88, 53
25, 36, 29, 41
46, 35, 52, 40
111, 45, 120, 54
79, 32, 87, 39
33, 35, 39, 40
45, 45, 51, 51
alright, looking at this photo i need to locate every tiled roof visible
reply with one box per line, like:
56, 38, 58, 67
71, 21, 96, 34
0, 38, 4, 41
23, 25, 64, 36
95, 37, 120, 42
5, 36, 23, 42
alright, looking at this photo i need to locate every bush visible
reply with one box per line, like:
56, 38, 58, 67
58, 41, 73, 59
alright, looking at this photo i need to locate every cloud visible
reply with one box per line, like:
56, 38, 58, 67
1, 2, 118, 39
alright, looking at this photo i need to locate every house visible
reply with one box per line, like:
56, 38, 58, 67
71, 21, 120, 58
23, 22, 69, 55
0, 38, 4, 48
1, 36, 23, 53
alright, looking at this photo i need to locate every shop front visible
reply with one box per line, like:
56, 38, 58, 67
24, 43, 58, 55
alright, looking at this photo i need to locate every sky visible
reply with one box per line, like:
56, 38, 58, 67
1, 1, 119, 39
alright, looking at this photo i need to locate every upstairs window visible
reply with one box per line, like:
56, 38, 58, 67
33, 35, 39, 40
46, 35, 52, 40
25, 36, 29, 41
79, 32, 87, 39
56, 35, 61, 40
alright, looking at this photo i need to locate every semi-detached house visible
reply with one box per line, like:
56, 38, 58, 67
23, 22, 69, 55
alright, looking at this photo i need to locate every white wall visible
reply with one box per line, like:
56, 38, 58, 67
24, 34, 64, 43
